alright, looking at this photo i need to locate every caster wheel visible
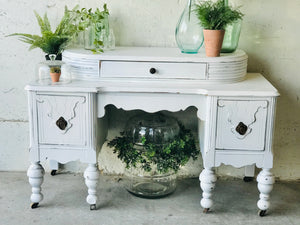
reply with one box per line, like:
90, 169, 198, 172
30, 202, 39, 209
203, 208, 209, 213
259, 210, 267, 217
51, 170, 57, 176
90, 204, 96, 210
243, 176, 254, 182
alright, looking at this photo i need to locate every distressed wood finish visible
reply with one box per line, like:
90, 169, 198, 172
26, 47, 279, 214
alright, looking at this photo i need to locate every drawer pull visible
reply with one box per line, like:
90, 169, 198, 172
149, 68, 157, 74
236, 122, 248, 135
56, 117, 68, 130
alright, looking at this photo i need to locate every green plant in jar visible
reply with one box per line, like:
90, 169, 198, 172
108, 123, 199, 174
70, 4, 110, 53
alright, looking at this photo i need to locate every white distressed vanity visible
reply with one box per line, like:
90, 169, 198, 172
26, 47, 279, 215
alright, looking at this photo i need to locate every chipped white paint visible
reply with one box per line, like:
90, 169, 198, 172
0, 0, 299, 181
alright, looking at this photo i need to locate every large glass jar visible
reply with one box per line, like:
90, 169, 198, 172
175, 0, 204, 54
124, 165, 177, 198
36, 54, 71, 85
123, 113, 179, 198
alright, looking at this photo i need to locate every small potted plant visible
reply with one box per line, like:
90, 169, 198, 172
8, 6, 83, 60
49, 66, 61, 82
195, 0, 244, 57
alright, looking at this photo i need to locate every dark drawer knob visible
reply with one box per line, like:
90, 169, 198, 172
236, 122, 248, 135
56, 117, 68, 130
149, 68, 156, 74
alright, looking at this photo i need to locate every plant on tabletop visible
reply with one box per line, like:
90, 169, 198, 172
195, 0, 244, 57
8, 6, 83, 60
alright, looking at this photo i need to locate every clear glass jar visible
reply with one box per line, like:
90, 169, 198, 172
36, 54, 71, 85
84, 23, 96, 50
123, 113, 179, 198
124, 165, 177, 198
84, 15, 115, 51
175, 0, 204, 54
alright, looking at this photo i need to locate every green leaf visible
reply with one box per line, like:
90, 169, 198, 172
108, 123, 199, 174
195, 0, 244, 30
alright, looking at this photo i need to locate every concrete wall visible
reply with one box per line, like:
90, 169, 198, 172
0, 0, 299, 180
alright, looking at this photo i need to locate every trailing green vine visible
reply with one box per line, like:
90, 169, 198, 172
108, 124, 199, 174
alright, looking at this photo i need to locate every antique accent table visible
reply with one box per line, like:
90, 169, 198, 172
26, 47, 279, 216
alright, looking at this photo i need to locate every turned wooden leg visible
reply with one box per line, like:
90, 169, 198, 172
27, 162, 45, 209
84, 163, 99, 210
257, 168, 275, 216
199, 168, 217, 213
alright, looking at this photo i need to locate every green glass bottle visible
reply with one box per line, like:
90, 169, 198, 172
221, 0, 242, 53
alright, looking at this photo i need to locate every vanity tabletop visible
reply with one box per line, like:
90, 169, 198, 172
25, 73, 279, 97
63, 47, 248, 63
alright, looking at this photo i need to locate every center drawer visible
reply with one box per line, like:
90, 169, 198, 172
99, 61, 207, 79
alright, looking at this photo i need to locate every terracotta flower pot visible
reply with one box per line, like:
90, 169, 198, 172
203, 30, 225, 57
50, 72, 61, 82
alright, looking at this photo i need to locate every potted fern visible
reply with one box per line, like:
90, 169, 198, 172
195, 0, 243, 57
8, 6, 82, 60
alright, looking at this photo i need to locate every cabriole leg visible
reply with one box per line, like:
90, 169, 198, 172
257, 168, 274, 216
27, 162, 45, 209
84, 163, 99, 210
199, 168, 217, 213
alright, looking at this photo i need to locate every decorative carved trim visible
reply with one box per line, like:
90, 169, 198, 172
218, 100, 268, 140
37, 95, 86, 134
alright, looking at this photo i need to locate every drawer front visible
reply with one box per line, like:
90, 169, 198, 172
100, 61, 207, 79
36, 94, 87, 146
216, 100, 268, 150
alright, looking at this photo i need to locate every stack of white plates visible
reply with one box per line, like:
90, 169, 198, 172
63, 49, 100, 80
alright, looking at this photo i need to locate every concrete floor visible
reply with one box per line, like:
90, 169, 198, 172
0, 172, 299, 225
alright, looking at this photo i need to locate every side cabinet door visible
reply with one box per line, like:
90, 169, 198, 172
216, 99, 268, 151
36, 94, 87, 147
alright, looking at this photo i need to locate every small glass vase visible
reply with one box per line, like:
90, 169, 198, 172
221, 0, 242, 53
84, 24, 96, 50
175, 0, 204, 54
221, 20, 242, 53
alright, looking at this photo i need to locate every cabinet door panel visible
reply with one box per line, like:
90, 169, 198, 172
36, 94, 87, 146
216, 100, 268, 150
